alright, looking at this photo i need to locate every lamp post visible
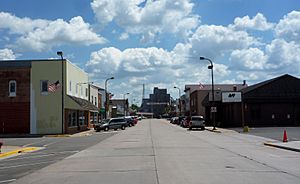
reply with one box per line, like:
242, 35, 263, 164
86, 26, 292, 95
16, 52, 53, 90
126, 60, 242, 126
174, 86, 181, 116
105, 77, 114, 119
57, 51, 64, 134
123, 92, 130, 116
200, 56, 216, 130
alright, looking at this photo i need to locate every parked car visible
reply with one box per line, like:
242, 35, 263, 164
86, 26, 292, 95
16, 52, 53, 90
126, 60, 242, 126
95, 118, 127, 132
180, 117, 190, 128
188, 116, 205, 130
124, 116, 135, 127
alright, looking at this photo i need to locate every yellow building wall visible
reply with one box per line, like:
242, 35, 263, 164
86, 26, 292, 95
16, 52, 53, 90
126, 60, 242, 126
31, 60, 63, 134
31, 60, 90, 134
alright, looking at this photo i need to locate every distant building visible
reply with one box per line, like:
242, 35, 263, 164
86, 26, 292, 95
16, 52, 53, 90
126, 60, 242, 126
110, 99, 129, 117
188, 82, 248, 119
140, 87, 170, 117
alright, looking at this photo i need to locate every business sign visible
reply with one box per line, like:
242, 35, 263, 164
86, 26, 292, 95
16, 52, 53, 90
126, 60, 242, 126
222, 92, 242, 103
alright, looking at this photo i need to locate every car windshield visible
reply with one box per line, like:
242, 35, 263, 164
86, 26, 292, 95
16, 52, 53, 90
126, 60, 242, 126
192, 117, 204, 121
101, 119, 110, 124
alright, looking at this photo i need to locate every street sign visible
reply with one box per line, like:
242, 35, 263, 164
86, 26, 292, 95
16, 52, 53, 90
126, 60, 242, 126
211, 107, 217, 112
222, 92, 242, 103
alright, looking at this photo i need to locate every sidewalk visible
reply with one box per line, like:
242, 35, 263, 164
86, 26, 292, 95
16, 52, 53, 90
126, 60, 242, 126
0, 129, 94, 158
206, 126, 300, 153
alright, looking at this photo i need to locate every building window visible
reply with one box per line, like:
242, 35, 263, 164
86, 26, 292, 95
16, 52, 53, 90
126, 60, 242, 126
81, 86, 83, 97
72, 111, 77, 127
69, 81, 72, 92
76, 84, 78, 95
41, 80, 48, 94
9, 80, 17, 97
95, 97, 97, 106
85, 88, 88, 97
79, 111, 85, 125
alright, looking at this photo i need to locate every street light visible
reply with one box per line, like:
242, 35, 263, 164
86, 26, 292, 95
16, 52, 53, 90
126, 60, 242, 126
57, 51, 64, 134
105, 77, 114, 119
123, 92, 130, 116
200, 56, 216, 130
174, 86, 181, 116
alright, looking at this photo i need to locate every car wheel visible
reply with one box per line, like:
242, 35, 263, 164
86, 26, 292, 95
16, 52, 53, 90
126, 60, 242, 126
104, 127, 109, 131
96, 128, 100, 132
201, 127, 205, 130
121, 125, 125, 130
188, 127, 192, 131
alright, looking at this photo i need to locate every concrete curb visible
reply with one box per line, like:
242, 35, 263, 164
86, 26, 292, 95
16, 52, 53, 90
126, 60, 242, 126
44, 134, 70, 137
205, 128, 222, 133
264, 142, 300, 153
0, 147, 41, 158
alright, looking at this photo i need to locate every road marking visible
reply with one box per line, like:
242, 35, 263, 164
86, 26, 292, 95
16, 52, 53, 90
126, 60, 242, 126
22, 139, 47, 147
0, 179, 17, 183
0, 160, 56, 170
43, 139, 65, 147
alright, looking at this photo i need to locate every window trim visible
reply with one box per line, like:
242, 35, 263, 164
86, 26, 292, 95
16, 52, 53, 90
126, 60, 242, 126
9, 80, 17, 97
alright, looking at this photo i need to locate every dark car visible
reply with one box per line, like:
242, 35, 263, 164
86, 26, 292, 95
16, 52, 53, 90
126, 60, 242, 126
95, 118, 127, 132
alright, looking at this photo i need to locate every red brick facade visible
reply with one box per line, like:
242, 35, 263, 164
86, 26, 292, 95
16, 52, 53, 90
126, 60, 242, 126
0, 68, 31, 133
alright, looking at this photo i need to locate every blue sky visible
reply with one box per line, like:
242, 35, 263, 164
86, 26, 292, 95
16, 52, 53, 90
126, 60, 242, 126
1, 0, 300, 104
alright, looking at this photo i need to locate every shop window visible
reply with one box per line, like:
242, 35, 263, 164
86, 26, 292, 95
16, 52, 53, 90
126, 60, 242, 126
79, 111, 85, 125
9, 80, 17, 97
72, 111, 77, 127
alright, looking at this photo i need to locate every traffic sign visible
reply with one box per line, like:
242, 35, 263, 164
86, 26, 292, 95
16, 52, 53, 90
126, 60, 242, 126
211, 107, 217, 112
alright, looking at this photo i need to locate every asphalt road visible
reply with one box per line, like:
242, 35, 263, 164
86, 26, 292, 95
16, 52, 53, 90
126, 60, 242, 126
230, 127, 300, 141
0, 131, 116, 183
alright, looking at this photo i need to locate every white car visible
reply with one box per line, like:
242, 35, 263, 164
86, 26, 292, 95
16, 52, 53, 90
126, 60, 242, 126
188, 116, 205, 130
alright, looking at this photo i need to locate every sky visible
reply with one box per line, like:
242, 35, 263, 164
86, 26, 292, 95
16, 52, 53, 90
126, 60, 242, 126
1, 0, 300, 105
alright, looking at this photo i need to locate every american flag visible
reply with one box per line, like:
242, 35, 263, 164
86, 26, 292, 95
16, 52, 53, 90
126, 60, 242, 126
48, 80, 60, 92
199, 83, 204, 89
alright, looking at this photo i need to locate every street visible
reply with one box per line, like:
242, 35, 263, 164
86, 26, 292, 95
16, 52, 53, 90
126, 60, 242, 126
1, 119, 300, 184
0, 132, 116, 183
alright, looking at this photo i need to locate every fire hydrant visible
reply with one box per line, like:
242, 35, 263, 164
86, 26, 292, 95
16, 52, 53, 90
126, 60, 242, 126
0, 141, 3, 153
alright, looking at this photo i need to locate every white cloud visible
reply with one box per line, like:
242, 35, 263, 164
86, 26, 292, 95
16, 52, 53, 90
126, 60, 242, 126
0, 48, 16, 60
119, 32, 129, 40
275, 11, 300, 42
0, 12, 49, 34
16, 16, 106, 51
0, 12, 106, 51
189, 25, 259, 59
91, 0, 199, 42
265, 39, 300, 72
232, 13, 274, 31
230, 48, 268, 70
